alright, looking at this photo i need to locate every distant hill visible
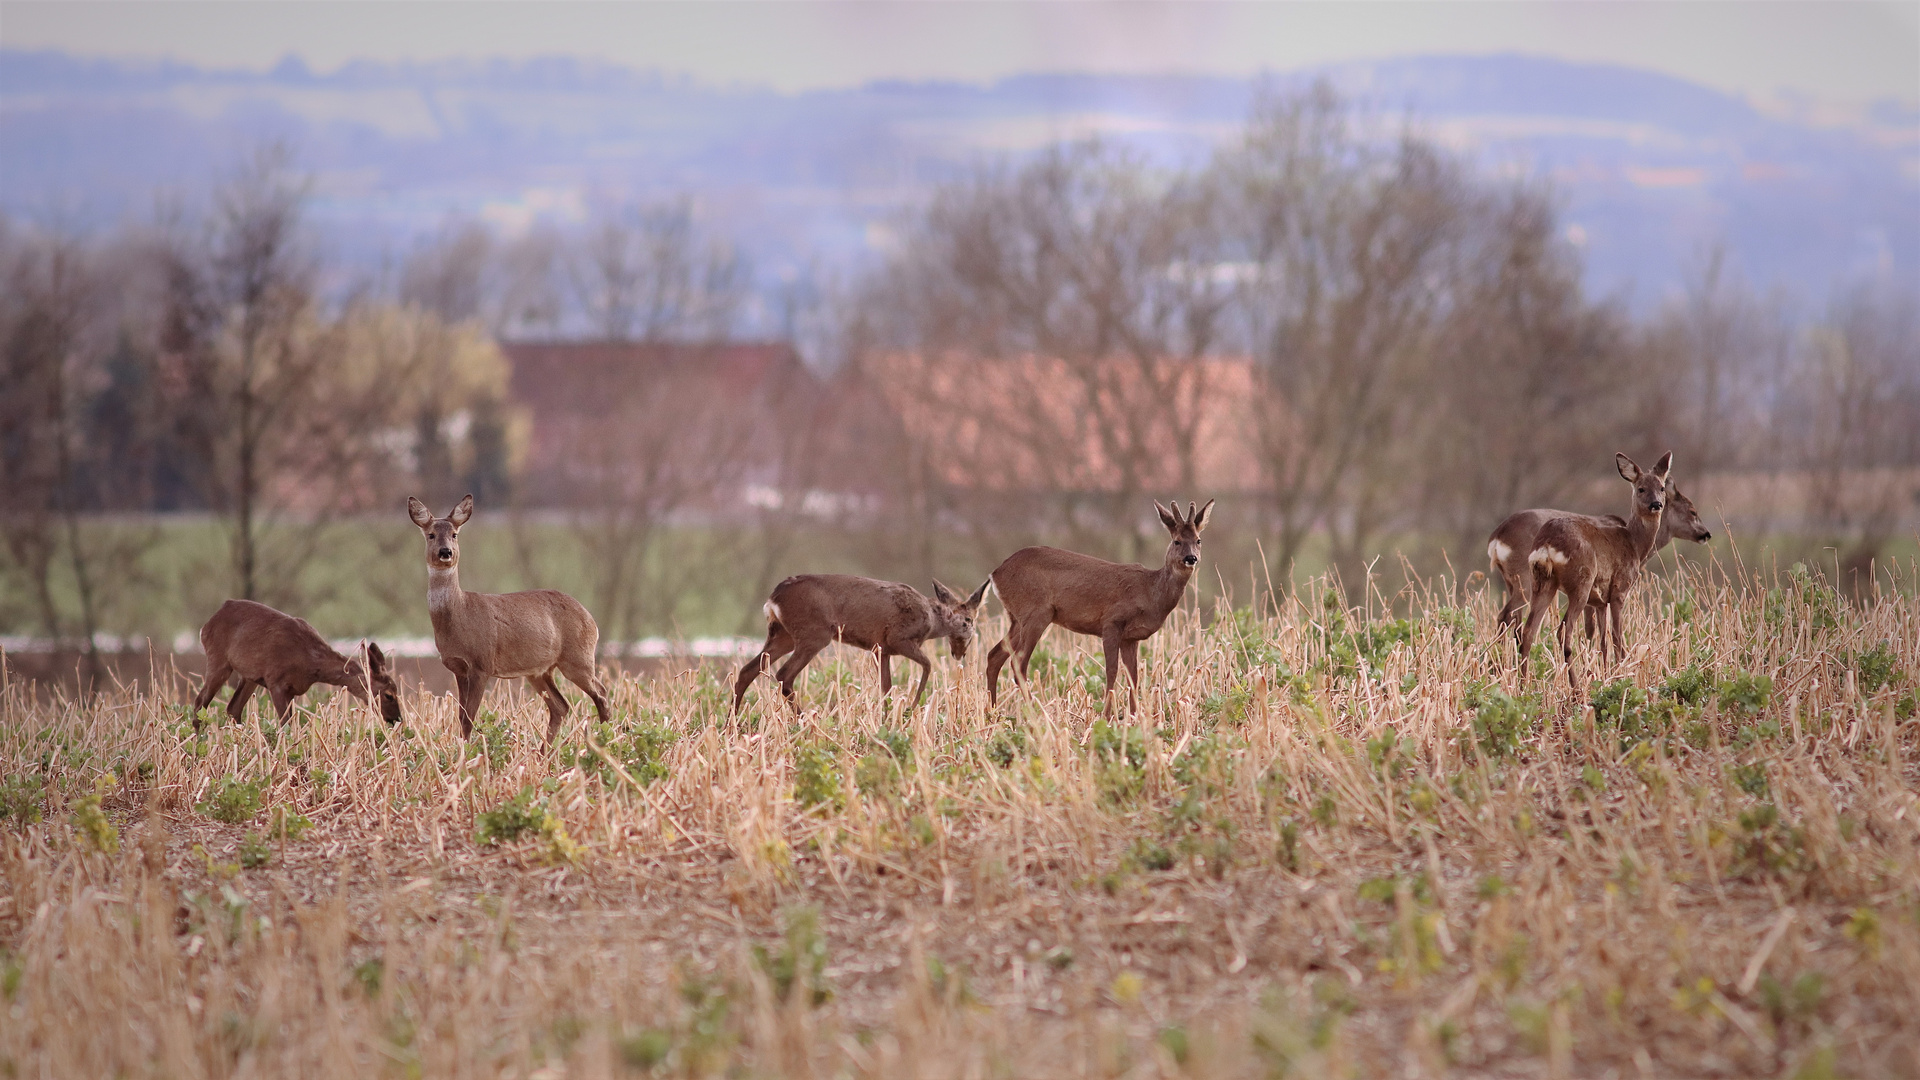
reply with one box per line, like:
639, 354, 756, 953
2, 49, 1913, 317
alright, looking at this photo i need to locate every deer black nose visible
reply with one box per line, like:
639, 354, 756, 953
1649, 501, 1662, 512
437, 548, 453, 559
1183, 554, 1198, 566
1702, 531, 1712, 541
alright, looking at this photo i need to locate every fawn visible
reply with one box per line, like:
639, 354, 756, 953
1518, 453, 1672, 686
191, 599, 402, 727
985, 499, 1213, 716
732, 575, 990, 714
407, 495, 611, 744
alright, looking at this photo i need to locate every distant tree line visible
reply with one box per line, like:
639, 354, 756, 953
2, 86, 1916, 662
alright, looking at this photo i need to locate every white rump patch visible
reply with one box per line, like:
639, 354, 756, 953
1529, 546, 1570, 569
1487, 539, 1512, 566
764, 600, 782, 624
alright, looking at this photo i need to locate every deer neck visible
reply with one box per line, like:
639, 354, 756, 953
427, 565, 465, 621
1153, 557, 1196, 612
1627, 510, 1662, 564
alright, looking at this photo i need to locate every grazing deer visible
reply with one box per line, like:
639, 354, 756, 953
407, 495, 611, 744
732, 575, 990, 714
1489, 484, 1713, 640
985, 499, 1214, 715
1518, 453, 1672, 686
191, 599, 402, 728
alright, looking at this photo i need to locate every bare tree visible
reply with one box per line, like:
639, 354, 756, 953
1220, 86, 1473, 589
0, 223, 161, 684
858, 142, 1235, 565
569, 198, 749, 342
1790, 282, 1920, 585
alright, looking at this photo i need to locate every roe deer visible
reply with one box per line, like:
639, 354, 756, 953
1518, 453, 1671, 686
1489, 484, 1712, 640
407, 495, 611, 744
732, 575, 990, 714
191, 599, 402, 728
985, 499, 1214, 716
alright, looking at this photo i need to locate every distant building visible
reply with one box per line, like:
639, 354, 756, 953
499, 340, 821, 511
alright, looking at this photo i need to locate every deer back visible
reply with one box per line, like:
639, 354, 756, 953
202, 599, 353, 688
992, 547, 1179, 638
767, 575, 935, 649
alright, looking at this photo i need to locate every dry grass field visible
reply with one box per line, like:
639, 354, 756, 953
2, 557, 1917, 1078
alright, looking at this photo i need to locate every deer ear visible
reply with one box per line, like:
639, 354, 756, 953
407, 497, 434, 530
964, 578, 991, 610
367, 641, 387, 667
931, 579, 960, 605
1192, 499, 1215, 533
1652, 452, 1672, 480
1156, 501, 1181, 535
449, 494, 475, 527
1615, 453, 1640, 483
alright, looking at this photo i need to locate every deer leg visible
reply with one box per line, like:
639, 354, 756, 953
1517, 578, 1558, 679
985, 640, 1012, 706
1561, 571, 1597, 690
225, 678, 259, 724
878, 648, 894, 696
1011, 617, 1049, 684
1100, 628, 1123, 718
268, 683, 297, 722
774, 640, 829, 711
733, 626, 794, 714
457, 672, 489, 740
1120, 639, 1141, 716
192, 661, 231, 728
894, 640, 934, 712
1609, 600, 1628, 664
1495, 571, 1525, 632
530, 672, 570, 746
557, 656, 612, 726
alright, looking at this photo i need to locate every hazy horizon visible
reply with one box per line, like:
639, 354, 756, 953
8, 0, 1916, 106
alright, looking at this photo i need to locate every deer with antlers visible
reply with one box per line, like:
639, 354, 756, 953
1489, 482, 1712, 645
407, 495, 611, 744
1518, 453, 1672, 686
732, 575, 990, 714
985, 499, 1213, 715
191, 599, 403, 728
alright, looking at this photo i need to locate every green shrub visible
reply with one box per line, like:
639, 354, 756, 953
1718, 672, 1773, 718
1851, 642, 1902, 695
475, 787, 585, 864
0, 774, 44, 825
752, 906, 832, 1006
1660, 664, 1717, 707
198, 774, 267, 823
69, 774, 119, 854
986, 724, 1029, 768
792, 744, 843, 811
567, 721, 677, 788
1459, 686, 1533, 760
238, 832, 273, 869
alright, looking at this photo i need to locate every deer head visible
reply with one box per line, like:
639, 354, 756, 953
1615, 453, 1672, 524
930, 578, 992, 658
1155, 499, 1215, 571
1663, 486, 1713, 543
357, 638, 405, 722
408, 494, 474, 571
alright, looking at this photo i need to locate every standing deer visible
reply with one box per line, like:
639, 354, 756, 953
1488, 484, 1713, 641
191, 599, 403, 728
985, 499, 1214, 715
1518, 453, 1672, 686
732, 575, 990, 714
407, 495, 612, 744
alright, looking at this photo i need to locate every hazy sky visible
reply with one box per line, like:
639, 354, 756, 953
5, 1, 1917, 103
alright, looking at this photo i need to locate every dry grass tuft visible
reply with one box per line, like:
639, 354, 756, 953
3, 557, 1917, 1077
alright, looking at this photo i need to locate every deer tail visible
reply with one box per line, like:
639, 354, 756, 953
763, 599, 783, 627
